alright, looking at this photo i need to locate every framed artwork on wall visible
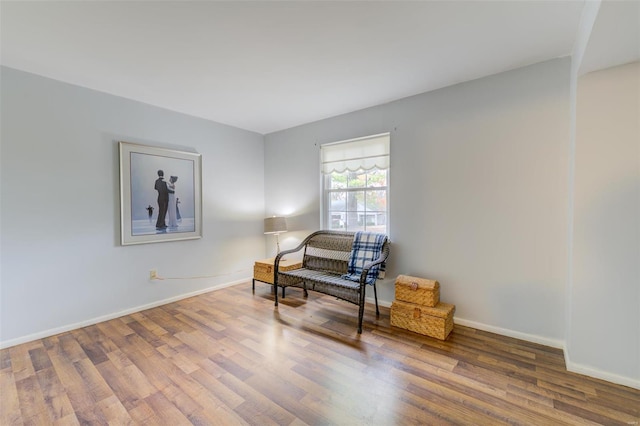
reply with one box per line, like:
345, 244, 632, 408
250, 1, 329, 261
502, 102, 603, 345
119, 141, 202, 245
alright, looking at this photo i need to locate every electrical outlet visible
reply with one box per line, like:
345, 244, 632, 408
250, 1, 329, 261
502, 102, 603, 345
150, 269, 157, 280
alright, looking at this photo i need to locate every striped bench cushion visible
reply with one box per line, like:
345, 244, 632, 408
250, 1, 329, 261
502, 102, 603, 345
279, 268, 359, 289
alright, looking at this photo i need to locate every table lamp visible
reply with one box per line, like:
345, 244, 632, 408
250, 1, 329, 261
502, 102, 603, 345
264, 216, 287, 255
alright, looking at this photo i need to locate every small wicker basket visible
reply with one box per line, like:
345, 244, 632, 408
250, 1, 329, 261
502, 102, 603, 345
254, 258, 302, 285
395, 275, 440, 307
390, 300, 455, 340
254, 263, 275, 284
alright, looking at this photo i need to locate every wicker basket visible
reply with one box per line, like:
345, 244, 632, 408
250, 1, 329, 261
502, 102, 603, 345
390, 300, 455, 340
254, 263, 275, 284
254, 258, 302, 285
395, 275, 440, 307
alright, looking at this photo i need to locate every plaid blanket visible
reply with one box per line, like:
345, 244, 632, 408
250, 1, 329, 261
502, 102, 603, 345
342, 232, 387, 285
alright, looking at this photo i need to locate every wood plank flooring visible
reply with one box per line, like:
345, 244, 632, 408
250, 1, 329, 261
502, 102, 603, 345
1, 281, 638, 425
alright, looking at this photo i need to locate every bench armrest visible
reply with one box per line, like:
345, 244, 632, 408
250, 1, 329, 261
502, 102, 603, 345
273, 230, 327, 283
359, 239, 391, 286
273, 230, 321, 268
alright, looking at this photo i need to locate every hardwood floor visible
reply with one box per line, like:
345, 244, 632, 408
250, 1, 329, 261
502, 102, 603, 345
2, 282, 638, 425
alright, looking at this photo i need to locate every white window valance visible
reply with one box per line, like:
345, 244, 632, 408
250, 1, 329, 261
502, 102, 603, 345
321, 133, 390, 174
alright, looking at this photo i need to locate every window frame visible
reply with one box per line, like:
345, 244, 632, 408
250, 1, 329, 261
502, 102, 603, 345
320, 133, 390, 235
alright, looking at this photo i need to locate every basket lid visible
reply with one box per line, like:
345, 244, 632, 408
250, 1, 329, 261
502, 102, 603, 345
396, 274, 439, 290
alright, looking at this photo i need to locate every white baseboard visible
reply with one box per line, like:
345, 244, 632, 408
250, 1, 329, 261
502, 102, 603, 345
564, 349, 640, 390
452, 317, 565, 349
0, 277, 249, 349
367, 297, 392, 308
369, 297, 564, 349
374, 298, 639, 390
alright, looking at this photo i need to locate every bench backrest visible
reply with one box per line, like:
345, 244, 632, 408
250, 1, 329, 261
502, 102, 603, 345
303, 231, 356, 275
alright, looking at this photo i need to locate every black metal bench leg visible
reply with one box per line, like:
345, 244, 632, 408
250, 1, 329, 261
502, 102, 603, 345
374, 283, 380, 316
252, 279, 255, 292
274, 283, 278, 307
357, 285, 366, 334
282, 286, 286, 299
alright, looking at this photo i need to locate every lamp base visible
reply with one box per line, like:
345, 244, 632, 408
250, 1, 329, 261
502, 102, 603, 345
276, 234, 286, 261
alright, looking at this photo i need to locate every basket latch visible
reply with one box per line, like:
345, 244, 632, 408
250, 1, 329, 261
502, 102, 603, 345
413, 307, 421, 319
410, 281, 419, 291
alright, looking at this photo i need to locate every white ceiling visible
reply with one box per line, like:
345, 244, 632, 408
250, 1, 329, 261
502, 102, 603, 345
0, 1, 591, 134
579, 0, 640, 76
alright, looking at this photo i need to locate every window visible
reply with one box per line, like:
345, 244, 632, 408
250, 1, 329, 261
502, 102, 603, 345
321, 133, 390, 234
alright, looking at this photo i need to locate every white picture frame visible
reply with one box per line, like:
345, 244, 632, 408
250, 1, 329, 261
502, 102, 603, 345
119, 141, 202, 245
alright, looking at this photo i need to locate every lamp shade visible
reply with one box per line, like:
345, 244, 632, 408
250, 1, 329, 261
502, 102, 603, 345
264, 216, 287, 234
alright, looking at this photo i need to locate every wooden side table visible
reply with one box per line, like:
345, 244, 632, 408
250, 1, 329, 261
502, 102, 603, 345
253, 257, 302, 292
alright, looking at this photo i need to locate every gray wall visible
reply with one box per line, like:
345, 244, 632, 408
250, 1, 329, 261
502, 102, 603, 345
265, 59, 571, 346
0, 67, 265, 345
569, 62, 639, 386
